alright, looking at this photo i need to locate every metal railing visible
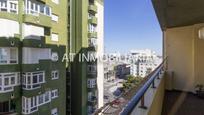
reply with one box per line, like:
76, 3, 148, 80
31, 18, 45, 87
120, 58, 167, 115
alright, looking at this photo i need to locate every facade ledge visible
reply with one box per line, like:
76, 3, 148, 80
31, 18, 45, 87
23, 14, 52, 28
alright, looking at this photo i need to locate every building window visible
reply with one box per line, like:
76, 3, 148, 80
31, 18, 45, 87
51, 89, 59, 99
51, 33, 59, 41
22, 71, 45, 90
51, 70, 59, 80
25, 0, 51, 16
87, 65, 97, 74
0, 72, 20, 93
0, 0, 18, 13
0, 48, 18, 64
38, 91, 51, 106
51, 108, 58, 115
22, 91, 51, 114
22, 96, 38, 114
87, 79, 96, 88
88, 24, 96, 33
51, 14, 59, 22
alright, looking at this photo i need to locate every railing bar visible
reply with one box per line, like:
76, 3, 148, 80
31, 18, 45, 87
120, 58, 167, 115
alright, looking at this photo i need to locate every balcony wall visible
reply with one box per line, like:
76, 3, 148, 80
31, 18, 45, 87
130, 72, 165, 115
147, 74, 165, 115
23, 14, 51, 28
163, 23, 204, 92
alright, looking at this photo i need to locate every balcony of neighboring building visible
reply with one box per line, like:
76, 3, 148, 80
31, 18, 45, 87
88, 38, 97, 51
0, 100, 18, 115
22, 23, 48, 47
87, 78, 97, 90
108, 0, 204, 115
0, 0, 19, 21
0, 18, 21, 47
89, 16, 97, 25
23, 0, 52, 28
88, 91, 98, 104
87, 64, 97, 78
89, 0, 97, 13
88, 23, 97, 38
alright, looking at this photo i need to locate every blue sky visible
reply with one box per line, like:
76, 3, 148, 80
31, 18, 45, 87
104, 0, 162, 55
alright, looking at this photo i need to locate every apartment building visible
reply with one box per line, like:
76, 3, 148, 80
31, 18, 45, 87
115, 64, 130, 79
69, 0, 104, 115
0, 0, 68, 114
130, 49, 162, 77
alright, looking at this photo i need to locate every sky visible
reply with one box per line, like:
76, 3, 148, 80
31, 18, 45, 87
104, 0, 162, 55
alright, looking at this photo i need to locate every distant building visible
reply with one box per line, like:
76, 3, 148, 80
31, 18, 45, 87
130, 49, 162, 77
115, 64, 131, 79
104, 62, 116, 81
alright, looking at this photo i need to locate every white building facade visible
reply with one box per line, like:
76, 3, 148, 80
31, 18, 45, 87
130, 49, 162, 77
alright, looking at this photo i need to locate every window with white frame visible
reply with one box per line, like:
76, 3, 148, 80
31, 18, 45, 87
51, 89, 58, 99
87, 79, 96, 88
51, 14, 59, 22
0, 0, 18, 13
88, 24, 96, 33
87, 65, 97, 74
22, 71, 45, 90
22, 96, 38, 114
51, 70, 59, 80
51, 108, 58, 115
22, 91, 51, 114
0, 48, 18, 64
38, 91, 51, 106
25, 0, 51, 16
89, 38, 97, 47
0, 72, 20, 93
51, 33, 59, 41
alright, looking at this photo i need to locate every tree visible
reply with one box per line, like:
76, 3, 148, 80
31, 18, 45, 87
122, 75, 143, 91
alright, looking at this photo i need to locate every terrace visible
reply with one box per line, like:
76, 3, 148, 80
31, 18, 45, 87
96, 0, 204, 115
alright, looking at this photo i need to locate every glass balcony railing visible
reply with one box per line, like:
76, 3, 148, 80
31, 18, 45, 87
24, 0, 51, 17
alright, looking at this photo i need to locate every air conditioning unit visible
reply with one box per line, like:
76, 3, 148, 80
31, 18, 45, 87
198, 27, 204, 39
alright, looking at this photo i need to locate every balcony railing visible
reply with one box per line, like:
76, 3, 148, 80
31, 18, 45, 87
120, 58, 167, 115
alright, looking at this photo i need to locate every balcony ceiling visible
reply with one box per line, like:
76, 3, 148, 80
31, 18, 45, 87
152, 0, 204, 30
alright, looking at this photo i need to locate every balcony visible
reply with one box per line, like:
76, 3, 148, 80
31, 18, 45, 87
0, 34, 21, 47
88, 96, 97, 106
24, 0, 52, 27
88, 5, 97, 14
89, 17, 97, 25
88, 32, 97, 38
0, 0, 18, 21
23, 14, 51, 28
87, 79, 97, 89
22, 36, 46, 48
87, 64, 97, 78
88, 38, 97, 51
94, 1, 204, 115
0, 100, 17, 114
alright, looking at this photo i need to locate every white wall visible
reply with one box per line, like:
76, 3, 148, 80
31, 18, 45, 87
22, 24, 44, 39
22, 48, 51, 64
0, 19, 19, 37
96, 1, 104, 108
